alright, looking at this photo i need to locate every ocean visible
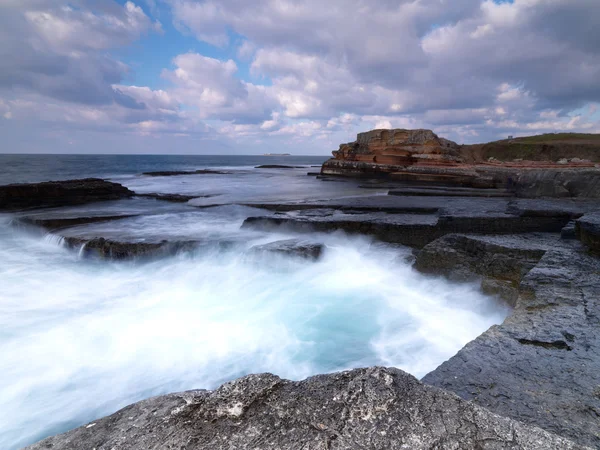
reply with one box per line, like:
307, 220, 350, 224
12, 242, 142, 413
0, 155, 509, 449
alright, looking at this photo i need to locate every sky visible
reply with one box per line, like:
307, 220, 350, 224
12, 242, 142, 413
0, 0, 599, 155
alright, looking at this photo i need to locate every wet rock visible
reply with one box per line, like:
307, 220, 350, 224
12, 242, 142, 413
316, 175, 349, 182
422, 242, 600, 448
13, 214, 138, 231
414, 233, 553, 305
389, 186, 513, 197
242, 198, 440, 214
142, 170, 229, 176
242, 213, 442, 248
243, 210, 571, 249
25, 367, 585, 450
0, 178, 134, 210
249, 239, 325, 260
137, 193, 207, 203
254, 164, 305, 169
414, 233, 551, 282
64, 237, 199, 260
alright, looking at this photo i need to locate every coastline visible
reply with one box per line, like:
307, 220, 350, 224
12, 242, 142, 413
2, 143, 599, 449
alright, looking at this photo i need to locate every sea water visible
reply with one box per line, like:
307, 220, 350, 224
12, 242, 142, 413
0, 155, 510, 449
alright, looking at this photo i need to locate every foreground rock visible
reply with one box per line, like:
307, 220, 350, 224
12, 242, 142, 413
321, 129, 600, 197
0, 178, 134, 210
419, 237, 600, 448
26, 367, 585, 450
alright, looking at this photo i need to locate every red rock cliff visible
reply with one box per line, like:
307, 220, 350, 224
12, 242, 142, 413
332, 129, 461, 167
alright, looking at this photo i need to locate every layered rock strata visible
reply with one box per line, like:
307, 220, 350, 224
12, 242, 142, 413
322, 129, 600, 197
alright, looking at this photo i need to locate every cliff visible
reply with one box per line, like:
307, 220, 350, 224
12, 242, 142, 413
332, 129, 461, 166
322, 129, 600, 197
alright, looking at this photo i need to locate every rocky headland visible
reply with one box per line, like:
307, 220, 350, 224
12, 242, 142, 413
322, 129, 600, 197
5, 134, 600, 449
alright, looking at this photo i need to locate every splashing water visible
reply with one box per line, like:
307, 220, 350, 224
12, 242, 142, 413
0, 216, 509, 449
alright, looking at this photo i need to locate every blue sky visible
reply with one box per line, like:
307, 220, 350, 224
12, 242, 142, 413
0, 0, 598, 154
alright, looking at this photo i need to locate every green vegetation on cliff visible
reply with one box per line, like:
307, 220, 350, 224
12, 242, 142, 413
461, 133, 600, 163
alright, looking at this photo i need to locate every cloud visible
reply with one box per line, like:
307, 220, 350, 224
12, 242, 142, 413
162, 53, 277, 124
169, 0, 600, 145
1, 0, 600, 153
0, 0, 159, 107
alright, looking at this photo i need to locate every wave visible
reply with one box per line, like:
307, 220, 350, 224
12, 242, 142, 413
0, 222, 509, 449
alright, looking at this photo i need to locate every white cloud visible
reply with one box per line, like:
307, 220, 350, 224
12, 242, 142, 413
1, 0, 600, 153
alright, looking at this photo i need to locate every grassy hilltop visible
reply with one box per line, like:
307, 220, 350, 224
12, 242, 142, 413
461, 133, 600, 163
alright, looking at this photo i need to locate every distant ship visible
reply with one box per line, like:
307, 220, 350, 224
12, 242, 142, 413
262, 153, 291, 156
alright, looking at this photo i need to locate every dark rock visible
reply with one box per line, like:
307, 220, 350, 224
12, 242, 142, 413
389, 186, 513, 198
63, 237, 199, 260
249, 239, 325, 260
561, 220, 578, 240
242, 199, 439, 215
316, 175, 349, 182
323, 160, 600, 199
242, 213, 442, 248
414, 233, 550, 282
137, 193, 202, 203
422, 242, 600, 448
0, 178, 134, 210
142, 170, 229, 176
243, 211, 571, 249
254, 165, 305, 169
576, 213, 600, 252
25, 367, 584, 450
13, 215, 138, 231
414, 233, 553, 305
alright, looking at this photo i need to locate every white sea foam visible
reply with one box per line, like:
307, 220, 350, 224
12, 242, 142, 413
0, 220, 509, 450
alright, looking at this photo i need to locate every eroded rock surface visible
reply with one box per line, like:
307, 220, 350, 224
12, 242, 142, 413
332, 129, 460, 166
25, 367, 586, 450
